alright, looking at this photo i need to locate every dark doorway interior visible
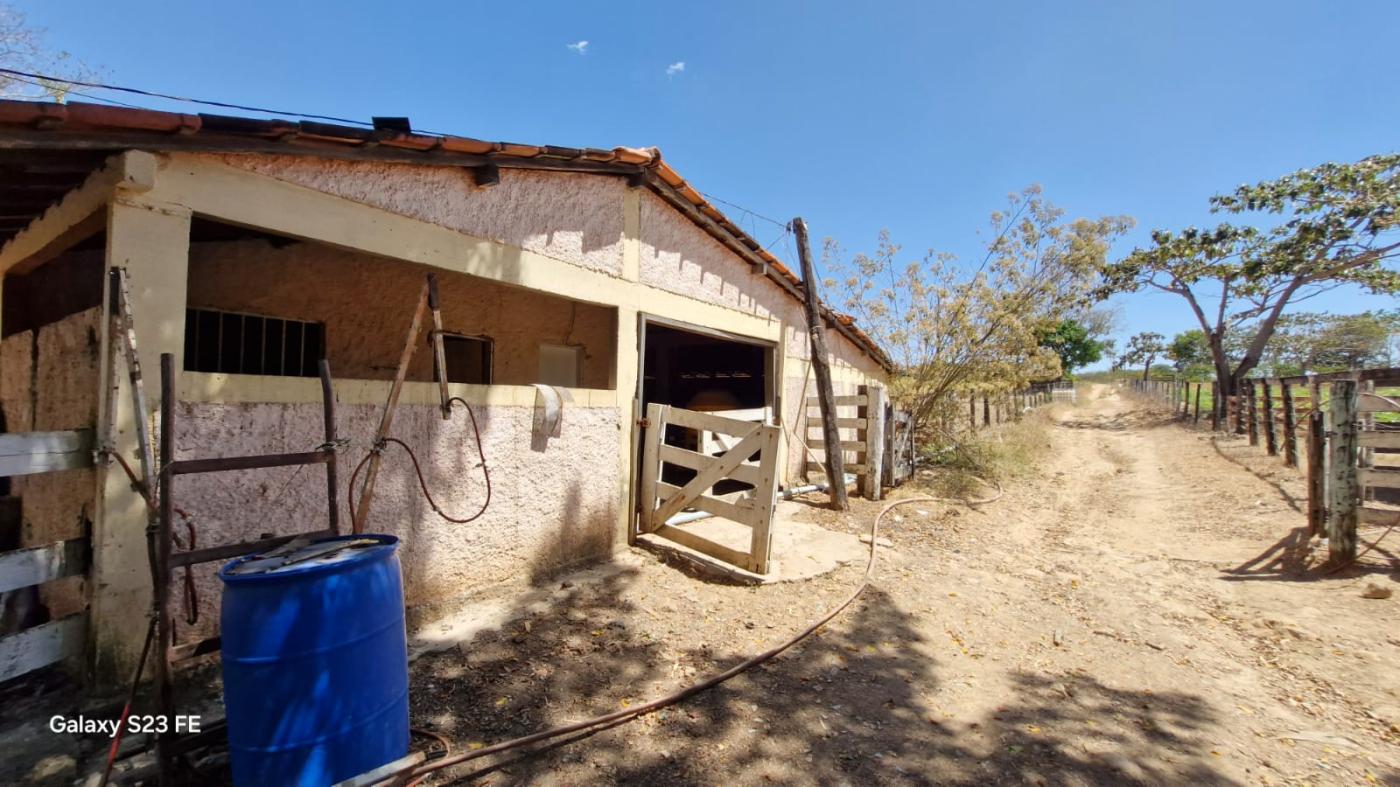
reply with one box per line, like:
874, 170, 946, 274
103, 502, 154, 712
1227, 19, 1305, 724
639, 322, 774, 504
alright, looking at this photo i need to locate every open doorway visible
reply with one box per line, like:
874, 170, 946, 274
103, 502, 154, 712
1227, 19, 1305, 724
636, 318, 778, 520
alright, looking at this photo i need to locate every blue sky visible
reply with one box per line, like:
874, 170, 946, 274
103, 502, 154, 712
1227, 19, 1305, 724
14, 0, 1399, 367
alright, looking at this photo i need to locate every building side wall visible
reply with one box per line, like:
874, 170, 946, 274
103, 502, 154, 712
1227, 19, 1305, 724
188, 155, 888, 488
0, 307, 100, 620
172, 398, 620, 639
208, 155, 626, 277
187, 240, 617, 388
635, 190, 888, 482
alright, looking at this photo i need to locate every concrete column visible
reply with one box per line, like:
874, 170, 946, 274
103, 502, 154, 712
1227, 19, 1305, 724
614, 306, 640, 547
90, 196, 191, 685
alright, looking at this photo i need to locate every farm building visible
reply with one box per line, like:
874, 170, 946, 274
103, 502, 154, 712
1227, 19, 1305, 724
0, 99, 892, 690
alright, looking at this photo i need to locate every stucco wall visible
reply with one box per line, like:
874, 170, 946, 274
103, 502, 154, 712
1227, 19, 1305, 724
0, 307, 99, 619
206, 154, 626, 277
171, 398, 621, 641
187, 240, 616, 389
634, 190, 886, 481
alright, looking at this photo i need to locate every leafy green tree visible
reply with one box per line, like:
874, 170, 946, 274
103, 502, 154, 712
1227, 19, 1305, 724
1098, 155, 1400, 413
1167, 329, 1210, 372
1260, 309, 1399, 373
1120, 332, 1166, 381
1037, 319, 1106, 376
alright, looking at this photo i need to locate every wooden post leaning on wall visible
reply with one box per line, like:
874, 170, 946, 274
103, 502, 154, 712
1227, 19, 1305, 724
861, 385, 886, 500
428, 274, 451, 419
1261, 380, 1278, 456
1326, 380, 1359, 562
1280, 382, 1298, 467
791, 217, 848, 511
352, 277, 432, 533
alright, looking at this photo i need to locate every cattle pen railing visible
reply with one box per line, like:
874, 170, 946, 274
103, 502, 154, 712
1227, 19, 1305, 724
1129, 369, 1400, 562
960, 385, 1060, 432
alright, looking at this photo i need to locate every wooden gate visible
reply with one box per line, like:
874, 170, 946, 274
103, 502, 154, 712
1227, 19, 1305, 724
0, 429, 93, 682
638, 403, 781, 574
884, 408, 915, 487
804, 384, 887, 500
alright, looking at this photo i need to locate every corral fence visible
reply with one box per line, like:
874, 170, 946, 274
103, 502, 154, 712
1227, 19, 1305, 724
960, 385, 1059, 432
1129, 369, 1400, 562
0, 429, 93, 683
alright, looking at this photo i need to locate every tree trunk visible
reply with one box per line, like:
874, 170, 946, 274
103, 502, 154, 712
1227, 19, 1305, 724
1141, 359, 1150, 381
1206, 330, 1237, 432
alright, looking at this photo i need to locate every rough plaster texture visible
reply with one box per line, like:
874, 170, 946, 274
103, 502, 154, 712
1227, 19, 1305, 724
0, 307, 100, 619
170, 400, 620, 643
0, 330, 33, 433
208, 154, 625, 276
635, 190, 886, 481
187, 240, 616, 389
637, 191, 883, 374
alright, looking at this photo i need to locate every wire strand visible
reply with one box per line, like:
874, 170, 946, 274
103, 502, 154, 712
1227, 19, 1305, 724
0, 66, 374, 126
698, 190, 788, 230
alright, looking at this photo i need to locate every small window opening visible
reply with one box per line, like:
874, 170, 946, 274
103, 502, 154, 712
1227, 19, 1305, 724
434, 334, 493, 385
183, 308, 325, 376
538, 344, 582, 388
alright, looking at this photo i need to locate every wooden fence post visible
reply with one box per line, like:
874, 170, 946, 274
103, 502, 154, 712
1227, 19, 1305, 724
1193, 383, 1202, 424
1261, 380, 1277, 456
862, 385, 886, 501
1210, 381, 1220, 431
1234, 383, 1246, 435
1247, 381, 1259, 446
1326, 380, 1359, 562
969, 395, 976, 431
1306, 408, 1325, 537
1281, 383, 1297, 467
982, 396, 990, 427
1361, 380, 1375, 502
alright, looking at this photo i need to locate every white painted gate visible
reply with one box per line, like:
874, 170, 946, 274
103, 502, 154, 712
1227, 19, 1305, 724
0, 429, 93, 682
638, 403, 781, 573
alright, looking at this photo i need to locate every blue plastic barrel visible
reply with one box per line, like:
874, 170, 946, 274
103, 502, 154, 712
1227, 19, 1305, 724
218, 534, 409, 786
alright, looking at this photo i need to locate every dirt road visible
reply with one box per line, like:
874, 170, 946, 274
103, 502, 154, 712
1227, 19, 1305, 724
412, 384, 1400, 785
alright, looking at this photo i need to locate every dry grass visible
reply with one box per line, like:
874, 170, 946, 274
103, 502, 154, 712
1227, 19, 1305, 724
911, 404, 1061, 498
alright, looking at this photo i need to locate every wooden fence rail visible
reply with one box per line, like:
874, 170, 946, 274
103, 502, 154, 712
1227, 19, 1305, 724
962, 385, 1058, 433
1127, 369, 1400, 562
0, 429, 95, 683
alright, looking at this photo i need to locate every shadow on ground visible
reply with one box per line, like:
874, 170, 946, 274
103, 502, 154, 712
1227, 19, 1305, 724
1207, 438, 1306, 514
1059, 411, 1182, 432
410, 558, 1237, 785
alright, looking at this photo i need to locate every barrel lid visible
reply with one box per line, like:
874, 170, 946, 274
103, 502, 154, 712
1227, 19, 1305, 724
221, 534, 397, 579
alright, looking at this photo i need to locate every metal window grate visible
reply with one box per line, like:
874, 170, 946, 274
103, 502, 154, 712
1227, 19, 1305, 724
183, 308, 325, 377
431, 333, 492, 385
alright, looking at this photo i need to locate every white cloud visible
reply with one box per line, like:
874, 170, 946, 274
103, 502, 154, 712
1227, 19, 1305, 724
666, 61, 685, 77
567, 40, 589, 55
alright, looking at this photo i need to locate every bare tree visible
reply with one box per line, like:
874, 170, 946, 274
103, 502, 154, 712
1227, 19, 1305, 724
824, 186, 1132, 435
0, 4, 97, 101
